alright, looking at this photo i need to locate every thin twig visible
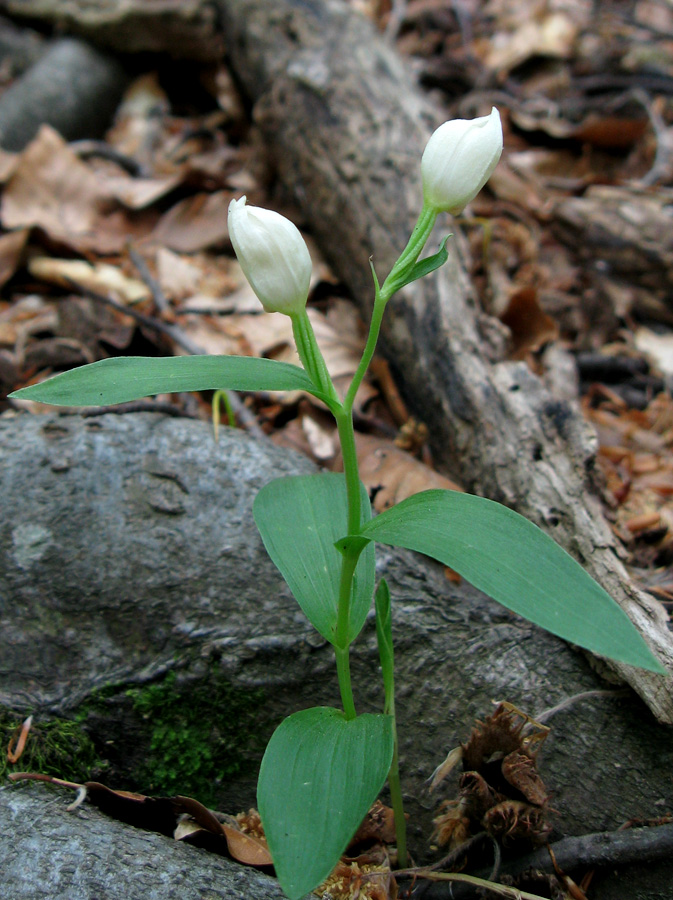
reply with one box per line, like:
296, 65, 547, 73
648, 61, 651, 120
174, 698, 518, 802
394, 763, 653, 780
501, 824, 673, 877
69, 140, 146, 177
534, 689, 628, 725
128, 247, 170, 314
80, 400, 196, 419
384, 0, 407, 42
393, 868, 550, 900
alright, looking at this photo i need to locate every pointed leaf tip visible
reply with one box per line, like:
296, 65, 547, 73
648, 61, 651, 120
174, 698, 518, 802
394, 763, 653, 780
357, 489, 664, 673
257, 708, 394, 899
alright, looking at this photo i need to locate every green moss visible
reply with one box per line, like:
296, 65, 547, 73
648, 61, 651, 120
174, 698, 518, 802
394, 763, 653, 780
0, 709, 103, 784
125, 671, 266, 806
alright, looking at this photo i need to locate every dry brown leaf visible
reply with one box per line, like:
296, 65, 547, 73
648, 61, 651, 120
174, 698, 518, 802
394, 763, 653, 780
9, 772, 272, 867
0, 228, 29, 289
148, 191, 235, 252
0, 126, 156, 253
105, 73, 170, 167
101, 173, 183, 210
0, 148, 18, 183
0, 295, 57, 348
350, 800, 397, 846
7, 715, 32, 764
174, 796, 272, 866
175, 315, 248, 357
302, 409, 337, 461
350, 433, 462, 511
220, 822, 272, 866
1, 126, 112, 241
499, 286, 559, 359
511, 108, 648, 151
28, 257, 151, 305
155, 248, 204, 301
483, 13, 578, 74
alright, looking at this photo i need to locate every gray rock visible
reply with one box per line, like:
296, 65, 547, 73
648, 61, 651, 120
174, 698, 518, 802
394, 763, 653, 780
0, 783, 290, 899
1, 412, 672, 897
0, 38, 126, 150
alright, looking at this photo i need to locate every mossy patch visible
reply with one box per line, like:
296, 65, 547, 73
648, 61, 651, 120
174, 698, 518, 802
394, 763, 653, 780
124, 671, 267, 807
1, 709, 103, 784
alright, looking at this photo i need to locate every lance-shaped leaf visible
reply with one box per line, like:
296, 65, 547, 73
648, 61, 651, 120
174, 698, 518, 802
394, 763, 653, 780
385, 235, 450, 295
9, 355, 331, 406
254, 473, 374, 645
340, 489, 663, 673
257, 707, 394, 900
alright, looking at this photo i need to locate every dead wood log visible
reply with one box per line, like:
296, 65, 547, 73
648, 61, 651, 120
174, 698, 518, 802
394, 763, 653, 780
3, 0, 222, 61
553, 185, 673, 322
214, 0, 673, 721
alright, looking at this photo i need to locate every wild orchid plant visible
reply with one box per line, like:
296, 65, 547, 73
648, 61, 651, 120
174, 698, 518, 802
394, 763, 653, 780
11, 108, 663, 899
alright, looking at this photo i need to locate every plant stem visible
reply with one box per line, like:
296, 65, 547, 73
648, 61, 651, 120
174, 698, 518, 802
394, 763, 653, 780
387, 738, 408, 868
344, 203, 437, 415
290, 310, 362, 719
335, 410, 362, 535
380, 203, 437, 297
290, 206, 440, 837
335, 644, 357, 721
375, 580, 408, 869
290, 311, 340, 408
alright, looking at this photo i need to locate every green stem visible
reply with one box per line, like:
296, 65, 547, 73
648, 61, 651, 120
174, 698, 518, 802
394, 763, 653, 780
375, 579, 408, 868
344, 286, 386, 415
387, 737, 408, 868
290, 311, 340, 408
345, 203, 438, 415
289, 309, 361, 719
335, 410, 362, 535
334, 545, 360, 719
335, 644, 356, 721
380, 203, 438, 298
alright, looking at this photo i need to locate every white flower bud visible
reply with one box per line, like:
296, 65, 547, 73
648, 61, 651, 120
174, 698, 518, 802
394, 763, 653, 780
421, 107, 503, 214
227, 196, 312, 316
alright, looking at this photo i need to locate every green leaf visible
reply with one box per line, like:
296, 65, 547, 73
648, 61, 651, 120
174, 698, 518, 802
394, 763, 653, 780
354, 489, 664, 673
386, 235, 450, 294
257, 707, 394, 900
253, 473, 374, 645
9, 355, 329, 406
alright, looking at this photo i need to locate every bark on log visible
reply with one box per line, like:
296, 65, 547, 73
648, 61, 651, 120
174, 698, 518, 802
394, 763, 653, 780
4, 0, 222, 61
553, 185, 673, 321
214, 0, 673, 721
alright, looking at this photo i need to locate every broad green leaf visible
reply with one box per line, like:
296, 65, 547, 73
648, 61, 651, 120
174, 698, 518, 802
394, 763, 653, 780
253, 473, 374, 645
353, 489, 664, 673
9, 355, 330, 406
257, 707, 394, 900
